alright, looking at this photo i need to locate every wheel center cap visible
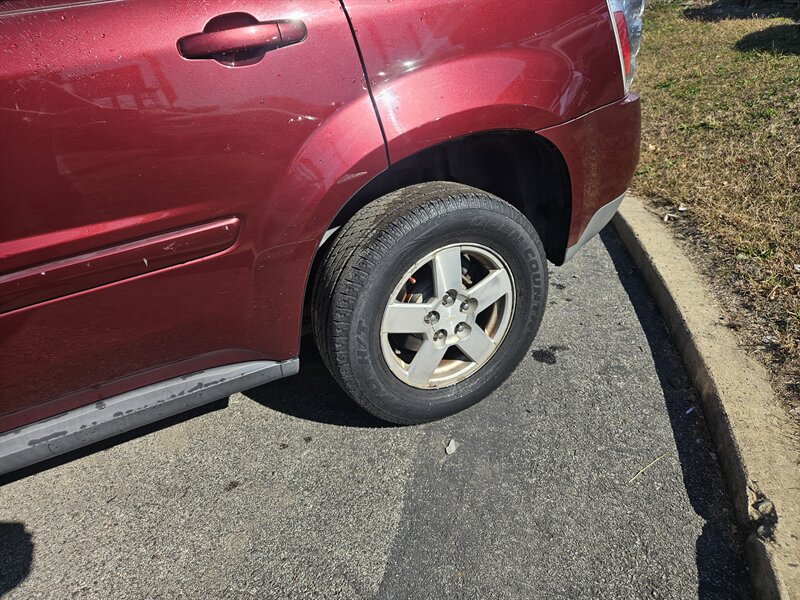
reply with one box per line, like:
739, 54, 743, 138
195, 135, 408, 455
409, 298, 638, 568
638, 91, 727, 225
436, 296, 471, 335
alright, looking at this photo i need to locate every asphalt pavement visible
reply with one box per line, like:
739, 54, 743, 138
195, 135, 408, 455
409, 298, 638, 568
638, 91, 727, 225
0, 229, 751, 599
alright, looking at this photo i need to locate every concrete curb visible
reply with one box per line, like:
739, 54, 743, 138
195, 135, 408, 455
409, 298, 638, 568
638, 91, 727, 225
612, 197, 799, 600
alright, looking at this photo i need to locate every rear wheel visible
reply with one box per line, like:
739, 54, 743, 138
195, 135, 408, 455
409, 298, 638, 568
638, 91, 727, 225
312, 182, 548, 424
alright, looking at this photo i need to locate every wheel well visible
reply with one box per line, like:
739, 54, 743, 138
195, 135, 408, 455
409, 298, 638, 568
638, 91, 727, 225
302, 131, 571, 324
330, 130, 572, 264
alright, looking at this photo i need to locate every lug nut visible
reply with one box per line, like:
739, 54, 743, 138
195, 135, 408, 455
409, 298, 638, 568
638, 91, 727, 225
459, 300, 470, 313
424, 311, 440, 325
455, 322, 467, 334
434, 329, 447, 341
442, 295, 454, 307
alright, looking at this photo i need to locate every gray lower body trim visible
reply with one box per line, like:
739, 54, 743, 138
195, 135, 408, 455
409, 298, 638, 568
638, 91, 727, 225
319, 226, 341, 248
564, 193, 626, 262
0, 359, 299, 476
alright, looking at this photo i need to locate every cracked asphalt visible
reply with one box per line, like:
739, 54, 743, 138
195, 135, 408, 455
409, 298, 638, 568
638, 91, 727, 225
0, 229, 751, 599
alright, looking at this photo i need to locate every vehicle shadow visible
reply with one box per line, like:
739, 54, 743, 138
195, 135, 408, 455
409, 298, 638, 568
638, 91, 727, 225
245, 336, 393, 429
600, 228, 751, 599
684, 0, 799, 22
0, 522, 33, 597
735, 23, 800, 54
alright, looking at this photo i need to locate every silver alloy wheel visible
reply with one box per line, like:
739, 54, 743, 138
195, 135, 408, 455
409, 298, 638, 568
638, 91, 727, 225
380, 243, 515, 389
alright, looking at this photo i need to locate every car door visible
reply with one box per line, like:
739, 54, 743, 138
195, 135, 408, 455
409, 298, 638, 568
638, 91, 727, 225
0, 0, 386, 431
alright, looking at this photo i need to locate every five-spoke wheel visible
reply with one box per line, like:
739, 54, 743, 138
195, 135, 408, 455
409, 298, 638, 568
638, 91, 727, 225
381, 244, 514, 389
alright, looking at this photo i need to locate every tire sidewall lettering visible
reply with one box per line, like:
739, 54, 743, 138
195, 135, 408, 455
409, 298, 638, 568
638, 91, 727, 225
470, 215, 487, 228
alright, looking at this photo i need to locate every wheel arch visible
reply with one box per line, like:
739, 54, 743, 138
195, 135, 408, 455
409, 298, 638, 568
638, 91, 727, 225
304, 129, 572, 313
329, 130, 570, 258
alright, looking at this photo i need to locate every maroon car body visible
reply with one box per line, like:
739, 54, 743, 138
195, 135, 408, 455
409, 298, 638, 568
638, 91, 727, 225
0, 0, 640, 473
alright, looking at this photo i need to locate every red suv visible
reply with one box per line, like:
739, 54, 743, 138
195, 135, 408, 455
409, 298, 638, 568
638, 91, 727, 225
0, 0, 642, 474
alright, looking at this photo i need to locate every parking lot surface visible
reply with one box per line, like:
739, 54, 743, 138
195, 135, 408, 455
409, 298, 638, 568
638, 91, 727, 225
0, 230, 750, 599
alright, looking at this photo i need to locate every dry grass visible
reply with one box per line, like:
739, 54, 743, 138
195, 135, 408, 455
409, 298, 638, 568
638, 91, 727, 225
633, 0, 800, 410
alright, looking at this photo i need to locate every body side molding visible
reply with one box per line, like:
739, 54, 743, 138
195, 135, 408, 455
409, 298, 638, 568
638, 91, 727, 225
0, 217, 241, 315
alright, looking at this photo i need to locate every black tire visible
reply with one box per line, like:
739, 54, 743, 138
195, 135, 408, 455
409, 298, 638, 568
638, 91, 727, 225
311, 182, 548, 424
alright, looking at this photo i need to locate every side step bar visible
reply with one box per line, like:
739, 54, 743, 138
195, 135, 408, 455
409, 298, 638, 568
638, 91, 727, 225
0, 359, 299, 476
